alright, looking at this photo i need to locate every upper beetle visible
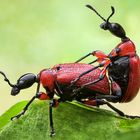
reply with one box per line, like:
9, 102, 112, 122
71, 4, 140, 103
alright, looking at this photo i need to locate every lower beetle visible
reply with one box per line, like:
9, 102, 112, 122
0, 62, 140, 136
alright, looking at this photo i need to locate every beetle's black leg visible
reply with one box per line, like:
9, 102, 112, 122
75, 50, 107, 63
84, 99, 140, 119
88, 59, 98, 64
98, 99, 125, 116
70, 65, 102, 87
73, 66, 108, 93
96, 94, 120, 102
82, 99, 126, 117
11, 95, 36, 120
71, 51, 108, 87
75, 53, 92, 63
49, 99, 55, 137
71, 59, 110, 89
11, 83, 40, 120
49, 98, 61, 137
124, 114, 140, 119
101, 100, 140, 119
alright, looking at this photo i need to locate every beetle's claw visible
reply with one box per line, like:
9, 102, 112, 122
11, 115, 20, 121
11, 111, 25, 121
11, 116, 17, 121
50, 129, 55, 137
125, 115, 140, 119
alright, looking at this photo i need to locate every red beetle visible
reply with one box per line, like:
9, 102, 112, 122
0, 62, 139, 136
0, 63, 111, 136
71, 5, 140, 103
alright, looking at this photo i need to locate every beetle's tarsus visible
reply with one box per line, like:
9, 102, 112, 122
50, 128, 55, 137
49, 100, 55, 137
11, 111, 25, 120
124, 115, 140, 119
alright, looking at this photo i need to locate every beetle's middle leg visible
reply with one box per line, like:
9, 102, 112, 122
72, 64, 109, 93
70, 51, 109, 87
70, 58, 111, 89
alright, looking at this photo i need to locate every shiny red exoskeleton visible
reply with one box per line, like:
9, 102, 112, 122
72, 39, 140, 103
40, 63, 110, 100
1, 63, 112, 136
71, 5, 140, 104
108, 40, 140, 102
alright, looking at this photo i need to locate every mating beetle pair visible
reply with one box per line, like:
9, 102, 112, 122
1, 4, 140, 136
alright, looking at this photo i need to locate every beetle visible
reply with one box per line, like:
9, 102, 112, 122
0, 63, 140, 136
0, 4, 140, 136
0, 64, 112, 136
70, 4, 140, 103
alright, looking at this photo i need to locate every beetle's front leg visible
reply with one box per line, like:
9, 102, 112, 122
49, 99, 58, 137
11, 91, 52, 120
37, 92, 59, 137
11, 95, 37, 120
75, 50, 107, 63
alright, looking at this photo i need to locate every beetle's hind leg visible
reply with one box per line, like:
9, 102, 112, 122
81, 99, 140, 119
103, 100, 140, 119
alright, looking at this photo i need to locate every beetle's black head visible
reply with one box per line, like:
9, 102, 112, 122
11, 73, 38, 96
86, 5, 128, 41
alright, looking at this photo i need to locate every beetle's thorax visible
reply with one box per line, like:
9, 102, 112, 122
108, 40, 136, 59
39, 69, 57, 92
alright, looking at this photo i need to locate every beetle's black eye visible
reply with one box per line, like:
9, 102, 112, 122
100, 22, 109, 30
11, 86, 20, 96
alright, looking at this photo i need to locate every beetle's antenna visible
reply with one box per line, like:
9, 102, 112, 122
86, 5, 115, 24
106, 6, 115, 23
86, 4, 106, 22
0, 71, 15, 87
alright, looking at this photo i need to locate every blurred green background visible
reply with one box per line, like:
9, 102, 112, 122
0, 0, 140, 115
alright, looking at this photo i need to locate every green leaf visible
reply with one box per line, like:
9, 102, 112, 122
0, 101, 140, 140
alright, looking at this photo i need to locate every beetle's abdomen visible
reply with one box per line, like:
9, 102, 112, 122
52, 63, 110, 94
